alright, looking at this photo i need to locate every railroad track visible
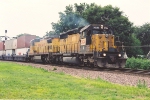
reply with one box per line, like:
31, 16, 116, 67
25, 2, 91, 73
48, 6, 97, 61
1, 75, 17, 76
1, 60, 150, 77
97, 67, 150, 76
42, 62, 150, 76
67, 65, 150, 76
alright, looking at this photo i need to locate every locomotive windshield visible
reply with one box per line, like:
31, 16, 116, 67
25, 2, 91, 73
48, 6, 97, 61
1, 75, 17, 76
92, 25, 111, 34
92, 30, 100, 34
92, 29, 110, 34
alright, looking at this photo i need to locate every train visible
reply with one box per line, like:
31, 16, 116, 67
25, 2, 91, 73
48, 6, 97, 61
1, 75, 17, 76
0, 24, 127, 68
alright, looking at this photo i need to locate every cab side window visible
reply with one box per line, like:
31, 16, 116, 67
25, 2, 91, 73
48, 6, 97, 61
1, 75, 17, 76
81, 31, 87, 39
86, 30, 92, 45
87, 30, 91, 36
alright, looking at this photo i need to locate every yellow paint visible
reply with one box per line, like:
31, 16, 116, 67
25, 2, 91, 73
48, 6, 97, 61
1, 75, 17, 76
89, 34, 116, 52
29, 38, 60, 55
60, 33, 80, 53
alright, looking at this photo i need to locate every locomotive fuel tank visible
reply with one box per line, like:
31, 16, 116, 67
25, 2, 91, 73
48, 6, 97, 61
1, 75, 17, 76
63, 57, 81, 64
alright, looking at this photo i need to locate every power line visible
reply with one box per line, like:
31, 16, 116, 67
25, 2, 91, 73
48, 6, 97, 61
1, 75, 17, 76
118, 45, 150, 48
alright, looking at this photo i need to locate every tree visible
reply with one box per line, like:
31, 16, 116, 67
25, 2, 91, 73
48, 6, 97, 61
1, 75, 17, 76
45, 31, 56, 37
82, 4, 133, 45
51, 3, 138, 56
134, 23, 150, 54
52, 3, 133, 39
44, 31, 59, 38
127, 34, 143, 57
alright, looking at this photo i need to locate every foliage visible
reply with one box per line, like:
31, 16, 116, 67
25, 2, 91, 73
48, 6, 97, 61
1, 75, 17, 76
147, 51, 150, 59
134, 23, 150, 55
127, 34, 143, 57
52, 67, 57, 71
44, 31, 58, 38
52, 3, 133, 38
1, 62, 150, 99
125, 57, 150, 70
50, 3, 137, 56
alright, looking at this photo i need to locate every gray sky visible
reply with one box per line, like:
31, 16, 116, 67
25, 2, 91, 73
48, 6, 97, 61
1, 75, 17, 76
0, 0, 150, 37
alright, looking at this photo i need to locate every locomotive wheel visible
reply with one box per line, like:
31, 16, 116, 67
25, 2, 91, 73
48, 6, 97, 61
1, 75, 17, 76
31, 57, 34, 62
97, 58, 107, 67
93, 61, 98, 67
41, 57, 46, 64
117, 59, 126, 68
59, 56, 63, 64
90, 63, 94, 67
50, 56, 56, 64
87, 60, 90, 67
49, 57, 53, 64
45, 56, 49, 64
55, 57, 59, 64
83, 62, 87, 67
79, 58, 84, 67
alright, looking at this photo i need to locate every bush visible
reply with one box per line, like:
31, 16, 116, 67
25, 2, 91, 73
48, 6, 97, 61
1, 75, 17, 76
52, 67, 57, 71
125, 57, 150, 70
137, 80, 147, 89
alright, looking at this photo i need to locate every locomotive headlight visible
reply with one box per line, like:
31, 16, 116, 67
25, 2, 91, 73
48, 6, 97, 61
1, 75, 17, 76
118, 54, 121, 57
103, 53, 106, 57
101, 25, 103, 29
105, 34, 108, 38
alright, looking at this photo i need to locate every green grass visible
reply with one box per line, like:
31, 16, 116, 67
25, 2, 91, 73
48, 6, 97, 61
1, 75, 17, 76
0, 62, 150, 99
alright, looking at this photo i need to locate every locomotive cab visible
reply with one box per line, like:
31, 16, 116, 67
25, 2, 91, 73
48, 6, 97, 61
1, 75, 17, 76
79, 24, 127, 68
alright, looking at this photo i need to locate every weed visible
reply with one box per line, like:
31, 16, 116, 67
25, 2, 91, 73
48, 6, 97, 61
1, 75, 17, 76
59, 72, 65, 75
86, 76, 91, 79
137, 79, 147, 89
52, 67, 57, 71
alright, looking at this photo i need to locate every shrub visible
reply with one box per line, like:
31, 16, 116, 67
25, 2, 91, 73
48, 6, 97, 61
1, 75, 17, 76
52, 67, 57, 71
137, 80, 147, 89
125, 57, 150, 70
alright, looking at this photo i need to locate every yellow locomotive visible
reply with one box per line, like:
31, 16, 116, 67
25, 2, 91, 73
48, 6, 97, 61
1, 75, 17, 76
28, 24, 127, 68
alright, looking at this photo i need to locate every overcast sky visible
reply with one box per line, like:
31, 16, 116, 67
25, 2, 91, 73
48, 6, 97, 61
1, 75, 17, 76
0, 0, 150, 37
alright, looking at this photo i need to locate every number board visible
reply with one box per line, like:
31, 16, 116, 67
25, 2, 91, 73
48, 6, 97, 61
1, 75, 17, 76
93, 26, 99, 29
81, 38, 86, 45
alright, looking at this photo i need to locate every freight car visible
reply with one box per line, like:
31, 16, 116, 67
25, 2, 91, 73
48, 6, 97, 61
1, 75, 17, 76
0, 34, 36, 61
0, 41, 5, 60
27, 24, 127, 68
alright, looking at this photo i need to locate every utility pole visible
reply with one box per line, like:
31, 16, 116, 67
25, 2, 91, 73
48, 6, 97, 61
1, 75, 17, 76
5, 30, 7, 40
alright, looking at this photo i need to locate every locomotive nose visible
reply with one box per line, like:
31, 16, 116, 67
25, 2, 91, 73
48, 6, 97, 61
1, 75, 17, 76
108, 56, 116, 64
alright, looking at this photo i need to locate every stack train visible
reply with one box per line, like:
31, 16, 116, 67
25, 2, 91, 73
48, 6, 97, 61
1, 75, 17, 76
0, 24, 127, 68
